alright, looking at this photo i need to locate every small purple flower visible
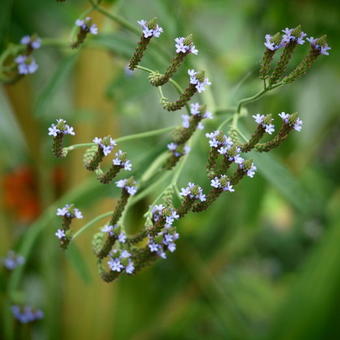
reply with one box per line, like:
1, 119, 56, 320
93, 137, 116, 156
182, 114, 190, 128
48, 119, 75, 137
253, 114, 275, 135
116, 178, 137, 196
175, 37, 198, 55
294, 118, 303, 131
11, 305, 44, 324
15, 55, 39, 75
108, 258, 124, 272
118, 232, 127, 243
180, 182, 206, 202
137, 19, 163, 38
55, 229, 66, 239
56, 204, 83, 219
246, 163, 257, 178
264, 34, 282, 51
125, 260, 135, 274
76, 17, 98, 35
101, 224, 117, 236
167, 142, 177, 151
2, 251, 25, 270
20, 35, 41, 49
190, 102, 200, 115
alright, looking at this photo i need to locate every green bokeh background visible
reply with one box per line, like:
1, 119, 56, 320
1, 0, 340, 339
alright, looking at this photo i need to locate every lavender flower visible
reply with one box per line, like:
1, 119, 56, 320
167, 143, 190, 157
281, 27, 306, 46
2, 251, 25, 270
206, 130, 233, 150
175, 37, 198, 55
48, 119, 75, 137
55, 229, 66, 239
181, 114, 190, 128
180, 182, 206, 202
137, 19, 163, 38
20, 35, 42, 49
307, 37, 331, 56
188, 69, 211, 93
108, 249, 135, 274
252, 114, 275, 135
93, 136, 116, 156
101, 224, 118, 236
116, 178, 138, 196
264, 34, 282, 51
76, 17, 98, 35
278, 112, 303, 131
56, 204, 83, 219
148, 227, 179, 258
112, 150, 132, 171
210, 175, 235, 192
15, 55, 39, 74
11, 305, 44, 324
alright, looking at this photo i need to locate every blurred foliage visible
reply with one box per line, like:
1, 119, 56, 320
0, 0, 340, 339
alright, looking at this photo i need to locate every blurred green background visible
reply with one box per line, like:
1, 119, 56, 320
1, 0, 340, 339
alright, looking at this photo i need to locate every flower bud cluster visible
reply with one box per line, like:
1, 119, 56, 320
72, 17, 98, 48
129, 18, 163, 70
55, 204, 83, 248
13, 35, 41, 76
48, 119, 75, 158
107, 249, 135, 274
260, 26, 330, 84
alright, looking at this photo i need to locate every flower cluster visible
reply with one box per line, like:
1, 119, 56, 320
167, 143, 191, 158
260, 26, 331, 84
137, 19, 163, 38
48, 119, 75, 137
253, 114, 275, 134
175, 37, 198, 55
116, 178, 138, 196
75, 17, 98, 35
188, 69, 211, 93
21, 35, 42, 50
13, 35, 41, 75
181, 103, 213, 130
148, 227, 179, 259
56, 204, 83, 219
180, 182, 206, 202
307, 37, 331, 56
2, 251, 25, 270
112, 150, 132, 171
15, 55, 39, 75
101, 224, 127, 243
55, 204, 83, 247
107, 249, 135, 274
11, 305, 44, 324
210, 175, 234, 192
93, 136, 116, 156
264, 33, 282, 51
73, 17, 98, 48
279, 112, 303, 131
151, 205, 180, 227
206, 130, 233, 150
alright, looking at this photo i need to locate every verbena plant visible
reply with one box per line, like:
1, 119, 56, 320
1, 0, 331, 322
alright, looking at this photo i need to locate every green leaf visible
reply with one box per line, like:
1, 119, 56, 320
66, 244, 92, 284
264, 208, 340, 340
249, 151, 312, 214
34, 53, 78, 116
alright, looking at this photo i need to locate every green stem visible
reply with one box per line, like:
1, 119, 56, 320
136, 65, 190, 114
89, 0, 139, 35
63, 126, 175, 153
72, 211, 113, 240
